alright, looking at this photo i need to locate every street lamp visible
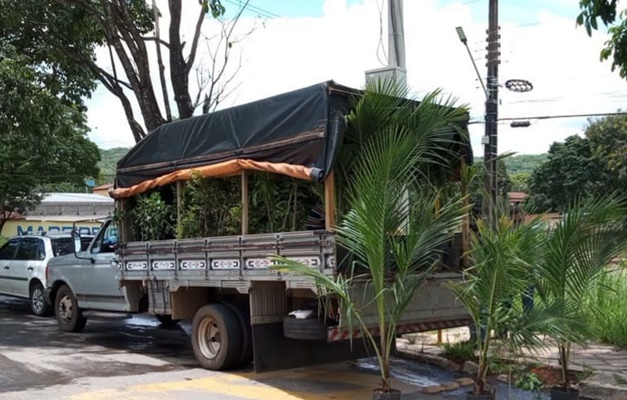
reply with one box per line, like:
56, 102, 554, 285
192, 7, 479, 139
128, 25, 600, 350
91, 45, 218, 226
456, 26, 494, 220
456, 27, 488, 99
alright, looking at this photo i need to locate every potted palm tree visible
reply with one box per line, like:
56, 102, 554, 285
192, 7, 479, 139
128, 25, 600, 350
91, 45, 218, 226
452, 204, 585, 400
273, 79, 469, 400
534, 196, 627, 400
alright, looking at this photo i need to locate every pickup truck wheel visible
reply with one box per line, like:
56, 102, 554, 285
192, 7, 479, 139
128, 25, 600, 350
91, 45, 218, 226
192, 304, 243, 371
30, 282, 50, 317
55, 285, 87, 333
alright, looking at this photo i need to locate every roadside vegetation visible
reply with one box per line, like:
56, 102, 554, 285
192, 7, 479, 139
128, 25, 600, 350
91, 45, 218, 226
585, 270, 627, 348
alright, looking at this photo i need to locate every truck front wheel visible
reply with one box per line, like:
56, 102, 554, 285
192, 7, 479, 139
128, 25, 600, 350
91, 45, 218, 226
55, 285, 87, 333
192, 304, 243, 370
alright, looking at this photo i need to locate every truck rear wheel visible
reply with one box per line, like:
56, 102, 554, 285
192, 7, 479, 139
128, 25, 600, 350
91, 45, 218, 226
222, 302, 253, 367
192, 304, 243, 370
55, 285, 87, 333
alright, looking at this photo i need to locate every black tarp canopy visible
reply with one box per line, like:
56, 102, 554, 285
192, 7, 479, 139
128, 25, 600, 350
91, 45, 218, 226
113, 81, 472, 199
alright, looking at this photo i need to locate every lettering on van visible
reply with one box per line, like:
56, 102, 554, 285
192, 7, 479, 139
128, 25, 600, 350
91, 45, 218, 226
16, 225, 101, 236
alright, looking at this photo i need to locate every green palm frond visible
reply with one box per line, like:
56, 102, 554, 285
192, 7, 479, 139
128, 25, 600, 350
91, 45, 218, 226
273, 77, 470, 393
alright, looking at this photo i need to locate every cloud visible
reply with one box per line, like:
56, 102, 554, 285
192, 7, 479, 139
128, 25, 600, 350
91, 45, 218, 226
85, 0, 627, 157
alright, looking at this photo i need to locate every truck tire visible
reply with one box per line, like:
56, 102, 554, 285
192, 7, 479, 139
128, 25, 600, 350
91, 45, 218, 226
283, 315, 330, 341
30, 281, 50, 317
222, 302, 253, 367
192, 304, 243, 370
55, 285, 87, 333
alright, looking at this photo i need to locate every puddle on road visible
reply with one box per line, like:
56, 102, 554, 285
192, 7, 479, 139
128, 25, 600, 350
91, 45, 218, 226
353, 357, 550, 400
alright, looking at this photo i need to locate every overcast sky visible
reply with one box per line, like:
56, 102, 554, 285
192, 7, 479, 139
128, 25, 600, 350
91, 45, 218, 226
85, 0, 627, 157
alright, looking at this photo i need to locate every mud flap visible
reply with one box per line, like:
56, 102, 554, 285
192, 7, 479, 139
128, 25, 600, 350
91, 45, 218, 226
251, 322, 377, 372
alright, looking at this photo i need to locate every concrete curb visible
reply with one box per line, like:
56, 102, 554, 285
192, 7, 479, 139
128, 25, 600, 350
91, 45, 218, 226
579, 372, 627, 400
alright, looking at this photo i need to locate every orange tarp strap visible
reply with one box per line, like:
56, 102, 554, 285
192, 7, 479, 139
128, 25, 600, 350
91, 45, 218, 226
111, 159, 313, 199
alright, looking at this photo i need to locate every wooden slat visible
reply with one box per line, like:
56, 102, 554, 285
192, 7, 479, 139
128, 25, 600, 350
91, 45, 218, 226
241, 171, 249, 235
324, 170, 336, 231
176, 180, 183, 228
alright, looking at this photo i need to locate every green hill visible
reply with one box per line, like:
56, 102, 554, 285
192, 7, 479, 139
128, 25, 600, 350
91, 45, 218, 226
98, 147, 130, 182
475, 154, 547, 176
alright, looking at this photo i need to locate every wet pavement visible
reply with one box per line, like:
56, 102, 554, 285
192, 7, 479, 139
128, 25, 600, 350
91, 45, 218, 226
355, 358, 549, 400
0, 295, 195, 394
0, 295, 547, 399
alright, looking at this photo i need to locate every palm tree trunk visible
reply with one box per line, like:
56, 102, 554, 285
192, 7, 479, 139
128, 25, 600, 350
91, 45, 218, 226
559, 342, 570, 391
380, 330, 391, 392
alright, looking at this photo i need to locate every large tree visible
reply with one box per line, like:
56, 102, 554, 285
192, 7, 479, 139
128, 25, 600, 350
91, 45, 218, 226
0, 45, 100, 230
1, 0, 249, 142
586, 113, 627, 179
578, 0, 627, 78
527, 135, 611, 212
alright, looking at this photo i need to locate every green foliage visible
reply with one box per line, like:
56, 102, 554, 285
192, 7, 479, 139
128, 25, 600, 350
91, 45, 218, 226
475, 154, 547, 177
528, 135, 611, 212
468, 160, 512, 216
274, 79, 469, 393
585, 272, 627, 348
98, 147, 130, 183
0, 43, 99, 217
452, 213, 566, 395
441, 340, 475, 362
587, 113, 627, 179
578, 1, 627, 78
177, 174, 240, 239
132, 192, 175, 241
515, 371, 544, 393
249, 173, 319, 234
0, 237, 6, 247
510, 172, 531, 192
534, 195, 627, 390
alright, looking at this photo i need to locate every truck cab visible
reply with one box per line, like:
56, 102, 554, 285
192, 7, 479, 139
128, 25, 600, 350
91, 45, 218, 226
44, 219, 135, 331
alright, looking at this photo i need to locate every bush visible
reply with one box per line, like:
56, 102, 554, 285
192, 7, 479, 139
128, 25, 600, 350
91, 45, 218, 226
585, 272, 627, 348
441, 340, 476, 362
133, 191, 175, 241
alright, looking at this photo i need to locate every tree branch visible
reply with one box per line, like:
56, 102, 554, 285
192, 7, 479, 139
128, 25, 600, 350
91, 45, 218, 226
186, 5, 206, 74
141, 36, 171, 48
153, 0, 172, 121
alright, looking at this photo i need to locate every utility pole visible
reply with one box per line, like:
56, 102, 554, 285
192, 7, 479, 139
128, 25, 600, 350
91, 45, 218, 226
365, 0, 406, 86
483, 0, 500, 222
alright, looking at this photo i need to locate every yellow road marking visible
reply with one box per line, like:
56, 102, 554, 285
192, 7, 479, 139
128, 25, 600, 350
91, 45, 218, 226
69, 366, 418, 400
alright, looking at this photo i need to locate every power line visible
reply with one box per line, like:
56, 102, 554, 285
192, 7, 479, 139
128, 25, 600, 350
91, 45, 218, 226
223, 0, 279, 19
468, 111, 627, 124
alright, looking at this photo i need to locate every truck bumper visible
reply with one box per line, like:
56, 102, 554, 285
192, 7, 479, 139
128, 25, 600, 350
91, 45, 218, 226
44, 288, 54, 306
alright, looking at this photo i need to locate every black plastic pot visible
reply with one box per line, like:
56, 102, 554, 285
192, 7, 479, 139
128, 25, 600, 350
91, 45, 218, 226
373, 389, 401, 400
466, 392, 494, 400
550, 387, 580, 400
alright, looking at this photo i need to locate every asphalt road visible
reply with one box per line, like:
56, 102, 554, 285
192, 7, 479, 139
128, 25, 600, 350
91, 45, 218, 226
0, 295, 198, 393
0, 295, 542, 400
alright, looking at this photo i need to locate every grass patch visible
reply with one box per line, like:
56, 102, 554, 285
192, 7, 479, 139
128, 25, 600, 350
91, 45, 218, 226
441, 340, 475, 362
585, 272, 627, 348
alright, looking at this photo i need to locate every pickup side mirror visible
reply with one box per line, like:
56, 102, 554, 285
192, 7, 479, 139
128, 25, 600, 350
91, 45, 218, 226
71, 228, 82, 254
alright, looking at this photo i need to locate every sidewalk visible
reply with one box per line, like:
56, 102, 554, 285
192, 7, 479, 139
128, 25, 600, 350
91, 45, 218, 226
397, 327, 627, 399
399, 327, 627, 374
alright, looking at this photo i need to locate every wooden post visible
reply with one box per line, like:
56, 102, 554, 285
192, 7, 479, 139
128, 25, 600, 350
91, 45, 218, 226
241, 171, 249, 235
176, 180, 183, 229
324, 170, 336, 231
437, 329, 443, 344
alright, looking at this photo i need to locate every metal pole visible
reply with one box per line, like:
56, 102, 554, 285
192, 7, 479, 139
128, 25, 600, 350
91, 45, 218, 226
484, 0, 499, 223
